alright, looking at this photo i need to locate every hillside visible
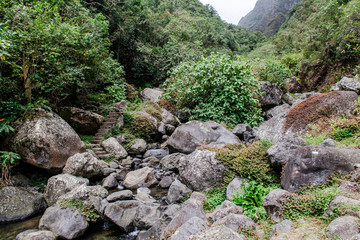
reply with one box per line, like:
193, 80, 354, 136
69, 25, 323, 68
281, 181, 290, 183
238, 0, 302, 36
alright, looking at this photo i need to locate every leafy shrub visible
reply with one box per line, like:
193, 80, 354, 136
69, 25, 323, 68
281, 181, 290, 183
0, 151, 21, 186
58, 199, 99, 222
258, 61, 294, 90
162, 54, 263, 127
328, 117, 360, 141
203, 187, 227, 211
232, 181, 277, 221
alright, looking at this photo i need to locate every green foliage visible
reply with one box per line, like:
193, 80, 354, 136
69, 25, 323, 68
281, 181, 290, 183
214, 140, 279, 185
258, 61, 294, 90
232, 181, 277, 221
58, 199, 100, 222
328, 117, 360, 141
79, 134, 94, 150
104, 126, 122, 140
31, 174, 50, 192
0, 151, 21, 186
203, 186, 227, 211
0, 101, 26, 119
323, 203, 360, 223
0, 121, 14, 137
163, 54, 263, 127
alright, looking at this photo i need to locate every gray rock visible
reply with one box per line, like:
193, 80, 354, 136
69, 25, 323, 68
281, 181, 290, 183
190, 192, 207, 204
263, 189, 290, 222
102, 174, 118, 189
162, 204, 182, 220
159, 176, 174, 188
44, 174, 89, 206
140, 88, 163, 103
39, 206, 88, 239
212, 213, 255, 231
179, 150, 226, 191
123, 167, 158, 189
226, 177, 247, 201
63, 152, 106, 179
127, 139, 147, 155
331, 77, 360, 94
270, 219, 293, 236
186, 225, 246, 240
326, 216, 359, 239
108, 161, 119, 169
137, 187, 151, 195
0, 187, 46, 222
319, 138, 337, 147
114, 100, 127, 110
143, 149, 169, 160
102, 167, 116, 176
352, 234, 360, 240
351, 168, 360, 182
324, 196, 360, 217
167, 179, 192, 203
10, 108, 86, 172
104, 200, 139, 233
106, 190, 133, 202
57, 107, 104, 135
259, 81, 283, 110
161, 108, 179, 126
102, 137, 128, 159
160, 153, 185, 171
257, 109, 290, 143
232, 124, 257, 143
135, 192, 157, 204
136, 221, 164, 240
171, 217, 209, 240
266, 104, 291, 119
282, 146, 360, 192
207, 200, 243, 223
167, 121, 240, 154
158, 122, 167, 135
135, 202, 161, 229
165, 124, 176, 135
16, 229, 56, 240
142, 156, 161, 168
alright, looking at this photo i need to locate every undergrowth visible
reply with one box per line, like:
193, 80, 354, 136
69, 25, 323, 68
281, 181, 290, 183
58, 199, 99, 222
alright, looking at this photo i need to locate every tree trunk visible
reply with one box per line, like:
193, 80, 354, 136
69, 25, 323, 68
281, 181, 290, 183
22, 51, 31, 104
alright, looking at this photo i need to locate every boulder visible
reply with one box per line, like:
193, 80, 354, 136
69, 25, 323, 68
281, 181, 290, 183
179, 150, 226, 191
140, 88, 163, 103
263, 189, 290, 222
160, 153, 185, 171
319, 138, 337, 148
323, 196, 360, 217
326, 216, 359, 239
10, 108, 86, 172
331, 77, 360, 94
44, 174, 89, 206
104, 200, 139, 233
257, 109, 290, 143
207, 200, 243, 223
171, 217, 209, 240
16, 229, 56, 240
282, 146, 360, 192
159, 176, 174, 189
190, 192, 207, 204
226, 177, 246, 201
127, 139, 147, 155
101, 174, 118, 189
186, 225, 246, 240
212, 213, 255, 231
265, 104, 291, 120
102, 137, 128, 159
62, 152, 106, 179
0, 187, 46, 222
57, 107, 104, 135
161, 108, 179, 127
123, 167, 158, 189
167, 121, 240, 154
232, 124, 257, 143
167, 179, 192, 203
270, 219, 293, 237
259, 81, 283, 110
143, 149, 169, 160
352, 234, 360, 240
135, 202, 161, 229
39, 206, 88, 239
106, 190, 133, 202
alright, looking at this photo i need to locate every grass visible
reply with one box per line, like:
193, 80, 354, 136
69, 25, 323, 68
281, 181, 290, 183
79, 134, 93, 150
203, 186, 227, 211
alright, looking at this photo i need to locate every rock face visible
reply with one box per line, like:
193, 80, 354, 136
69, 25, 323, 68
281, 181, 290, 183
10, 108, 86, 172
259, 81, 283, 110
167, 121, 240, 154
330, 77, 360, 94
62, 152, 106, 179
238, 0, 302, 37
44, 174, 89, 206
123, 167, 158, 189
187, 225, 246, 240
282, 146, 360, 192
0, 187, 46, 222
326, 216, 359, 239
179, 150, 226, 191
57, 107, 104, 135
102, 137, 128, 159
140, 88, 163, 103
263, 189, 290, 222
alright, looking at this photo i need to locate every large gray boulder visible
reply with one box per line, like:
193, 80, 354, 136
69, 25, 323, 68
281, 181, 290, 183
232, 124, 257, 143
161, 108, 179, 127
57, 107, 104, 135
171, 217, 209, 240
135, 202, 161, 230
0, 187, 46, 222
263, 189, 290, 222
62, 152, 107, 179
127, 139, 147, 155
259, 81, 283, 110
102, 137, 128, 159
167, 121, 240, 154
326, 216, 359, 239
16, 229, 56, 240
39, 206, 88, 239
104, 200, 139, 233
207, 200, 243, 223
270, 219, 293, 237
167, 179, 192, 203
323, 196, 360, 217
44, 174, 89, 206
10, 108, 86, 172
330, 77, 360, 94
212, 213, 255, 231
143, 149, 169, 160
282, 146, 360, 192
123, 167, 158, 189
160, 153, 185, 171
179, 150, 226, 191
186, 225, 246, 240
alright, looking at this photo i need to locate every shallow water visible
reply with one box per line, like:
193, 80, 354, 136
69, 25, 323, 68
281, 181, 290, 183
0, 215, 41, 240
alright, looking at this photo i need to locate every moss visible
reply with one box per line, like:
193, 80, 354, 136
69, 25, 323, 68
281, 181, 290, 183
131, 113, 157, 142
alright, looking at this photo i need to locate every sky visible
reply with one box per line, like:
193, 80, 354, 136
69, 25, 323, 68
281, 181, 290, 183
199, 0, 258, 25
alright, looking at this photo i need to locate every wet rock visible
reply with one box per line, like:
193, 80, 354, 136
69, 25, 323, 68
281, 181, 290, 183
16, 229, 56, 240
143, 149, 169, 160
0, 187, 46, 222
39, 206, 88, 239
207, 200, 243, 223
104, 200, 139, 233
57, 107, 104, 135
331, 77, 360, 94
179, 150, 226, 191
259, 81, 283, 110
160, 153, 185, 171
226, 177, 247, 201
106, 190, 133, 202
171, 217, 209, 240
63, 152, 106, 179
123, 167, 158, 189
167, 121, 240, 154
212, 213, 255, 231
9, 108, 86, 172
140, 88, 163, 103
135, 202, 161, 229
263, 189, 290, 222
127, 139, 147, 155
270, 219, 293, 236
186, 225, 246, 240
326, 216, 359, 239
232, 124, 257, 143
101, 174, 118, 189
44, 174, 89, 206
102, 137, 128, 159
159, 176, 174, 188
167, 179, 192, 203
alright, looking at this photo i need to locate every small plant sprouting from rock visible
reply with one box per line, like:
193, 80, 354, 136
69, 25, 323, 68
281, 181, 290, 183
58, 199, 99, 222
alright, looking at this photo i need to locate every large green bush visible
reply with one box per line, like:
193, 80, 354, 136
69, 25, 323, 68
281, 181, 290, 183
162, 54, 263, 127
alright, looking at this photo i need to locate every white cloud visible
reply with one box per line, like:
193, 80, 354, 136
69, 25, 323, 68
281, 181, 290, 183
199, 0, 258, 25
